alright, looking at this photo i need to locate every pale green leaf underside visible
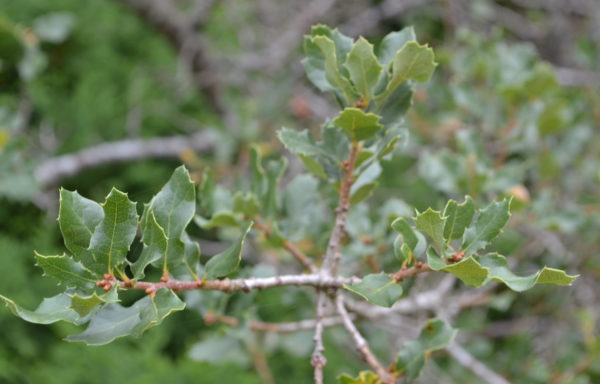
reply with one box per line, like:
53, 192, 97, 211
0, 293, 81, 324
414, 208, 447, 250
344, 273, 403, 307
344, 37, 382, 99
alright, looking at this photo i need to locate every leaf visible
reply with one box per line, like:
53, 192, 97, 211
391, 217, 426, 261
205, 223, 253, 279
312, 35, 357, 103
338, 371, 379, 384
377, 27, 416, 67
462, 199, 511, 255
34, 252, 97, 290
0, 293, 81, 324
264, 158, 287, 217
378, 41, 437, 104
395, 318, 457, 380
58, 189, 104, 268
88, 188, 138, 274
131, 288, 186, 337
132, 211, 167, 279
144, 166, 196, 270
350, 181, 378, 205
378, 82, 413, 127
69, 290, 118, 317
414, 208, 447, 250
426, 248, 488, 287
282, 174, 321, 241
194, 211, 240, 230
189, 335, 250, 366
66, 303, 140, 345
333, 108, 383, 141
278, 127, 321, 157
344, 273, 403, 307
443, 196, 475, 241
233, 192, 260, 217
344, 37, 382, 99
478, 253, 578, 292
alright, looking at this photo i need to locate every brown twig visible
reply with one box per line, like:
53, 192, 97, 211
324, 141, 361, 275
335, 294, 393, 383
391, 262, 431, 282
253, 216, 317, 273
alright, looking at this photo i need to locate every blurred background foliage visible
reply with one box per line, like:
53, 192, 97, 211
0, 0, 599, 383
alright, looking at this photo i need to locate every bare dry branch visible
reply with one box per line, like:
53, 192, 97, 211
446, 343, 511, 384
36, 131, 216, 188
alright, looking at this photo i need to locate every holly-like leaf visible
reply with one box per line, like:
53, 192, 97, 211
378, 82, 413, 127
333, 108, 383, 141
378, 41, 436, 104
58, 189, 103, 268
0, 293, 81, 324
132, 211, 167, 279
205, 223, 253, 279
427, 248, 488, 287
88, 188, 137, 274
194, 211, 241, 230
338, 370, 379, 384
462, 199, 511, 255
443, 196, 475, 241
395, 318, 457, 380
478, 253, 578, 292
34, 252, 97, 290
344, 273, 403, 307
344, 37, 382, 99
377, 27, 416, 67
414, 208, 447, 250
144, 166, 196, 270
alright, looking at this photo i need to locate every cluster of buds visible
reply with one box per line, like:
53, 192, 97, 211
449, 251, 465, 263
96, 273, 116, 291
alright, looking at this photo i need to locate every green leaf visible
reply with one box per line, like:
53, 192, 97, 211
132, 211, 167, 279
66, 288, 185, 346
144, 166, 196, 270
69, 290, 118, 317
264, 158, 287, 217
443, 196, 475, 241
378, 82, 413, 127
344, 273, 403, 307
194, 211, 240, 230
338, 371, 379, 384
378, 41, 436, 104
0, 293, 81, 324
277, 127, 321, 157
205, 223, 253, 279
88, 188, 137, 274
66, 302, 140, 345
58, 189, 103, 268
233, 192, 260, 217
299, 154, 328, 179
462, 199, 511, 255
478, 253, 578, 292
427, 248, 488, 286
350, 181, 378, 205
378, 27, 416, 67
312, 35, 356, 103
282, 174, 321, 241
333, 108, 383, 141
395, 318, 457, 380
414, 208, 447, 250
344, 37, 382, 99
34, 252, 97, 290
131, 288, 186, 337
391, 217, 426, 261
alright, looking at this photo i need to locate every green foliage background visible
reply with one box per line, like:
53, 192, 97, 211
1, 0, 599, 383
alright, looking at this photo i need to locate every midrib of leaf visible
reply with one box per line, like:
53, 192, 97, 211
107, 201, 118, 273
380, 52, 421, 105
445, 214, 458, 244
463, 215, 502, 254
